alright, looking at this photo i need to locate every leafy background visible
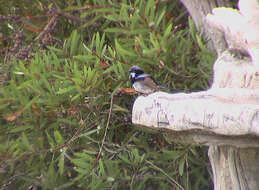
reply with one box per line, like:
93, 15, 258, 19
0, 0, 216, 189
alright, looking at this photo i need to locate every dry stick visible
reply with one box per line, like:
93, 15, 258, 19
145, 160, 184, 190
35, 15, 58, 41
92, 95, 114, 169
58, 12, 87, 23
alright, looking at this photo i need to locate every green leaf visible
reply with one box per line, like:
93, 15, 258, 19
150, 33, 160, 49
53, 74, 66, 80
113, 104, 129, 112
117, 62, 126, 79
142, 48, 157, 56
46, 131, 55, 148
155, 8, 166, 28
58, 149, 66, 175
21, 132, 32, 151
56, 86, 76, 95
47, 46, 64, 54
163, 23, 173, 42
10, 125, 33, 133
24, 95, 40, 110
99, 159, 106, 176
54, 130, 64, 145
145, 0, 154, 17
161, 150, 183, 160
71, 94, 80, 101
70, 158, 91, 170
73, 55, 95, 62
104, 27, 130, 34
14, 71, 25, 75
95, 32, 101, 54
107, 177, 115, 182
179, 159, 185, 176
70, 30, 80, 56
196, 34, 206, 51
79, 129, 98, 138
115, 39, 135, 57
119, 154, 131, 165
47, 161, 57, 184
42, 76, 54, 94
188, 16, 196, 40
83, 150, 98, 155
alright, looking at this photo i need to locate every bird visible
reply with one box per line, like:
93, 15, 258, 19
129, 65, 160, 94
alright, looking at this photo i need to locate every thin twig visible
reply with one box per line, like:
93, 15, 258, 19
92, 95, 114, 168
35, 15, 58, 41
174, 10, 188, 24
58, 12, 87, 23
145, 160, 184, 190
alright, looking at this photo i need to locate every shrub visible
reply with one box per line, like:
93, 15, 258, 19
0, 0, 215, 189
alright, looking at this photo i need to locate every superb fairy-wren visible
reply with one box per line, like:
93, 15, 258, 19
129, 65, 160, 94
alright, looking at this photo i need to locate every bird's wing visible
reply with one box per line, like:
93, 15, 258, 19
136, 74, 160, 90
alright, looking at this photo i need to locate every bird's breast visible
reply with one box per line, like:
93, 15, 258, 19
133, 81, 156, 94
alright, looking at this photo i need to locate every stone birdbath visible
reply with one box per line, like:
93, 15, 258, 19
132, 0, 259, 189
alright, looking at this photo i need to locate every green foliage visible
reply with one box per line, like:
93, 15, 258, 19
0, 0, 215, 189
